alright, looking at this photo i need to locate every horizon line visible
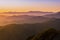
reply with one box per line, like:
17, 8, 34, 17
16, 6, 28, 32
0, 11, 59, 13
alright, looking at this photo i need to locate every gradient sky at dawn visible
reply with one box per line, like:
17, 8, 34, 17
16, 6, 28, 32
0, 0, 60, 12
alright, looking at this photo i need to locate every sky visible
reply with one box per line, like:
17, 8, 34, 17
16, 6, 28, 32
0, 0, 60, 12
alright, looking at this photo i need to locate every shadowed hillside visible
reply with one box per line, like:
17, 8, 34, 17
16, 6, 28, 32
0, 18, 60, 40
0, 23, 50, 40
27, 28, 60, 40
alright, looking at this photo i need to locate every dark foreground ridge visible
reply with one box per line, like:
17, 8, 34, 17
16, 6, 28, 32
27, 28, 60, 40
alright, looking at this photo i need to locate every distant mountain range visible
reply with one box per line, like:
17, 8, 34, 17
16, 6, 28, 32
28, 11, 53, 13
44, 12, 60, 18
0, 11, 60, 26
0, 11, 54, 16
6, 15, 50, 24
2, 11, 53, 13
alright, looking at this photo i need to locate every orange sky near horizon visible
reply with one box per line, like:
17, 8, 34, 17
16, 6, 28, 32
0, 6, 60, 13
0, 0, 60, 13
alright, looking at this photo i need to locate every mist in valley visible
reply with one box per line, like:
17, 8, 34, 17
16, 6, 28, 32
0, 12, 60, 40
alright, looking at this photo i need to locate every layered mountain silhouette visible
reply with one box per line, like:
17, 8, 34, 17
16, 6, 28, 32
0, 15, 51, 26
0, 12, 60, 40
0, 18, 60, 40
6, 15, 50, 23
44, 12, 60, 18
